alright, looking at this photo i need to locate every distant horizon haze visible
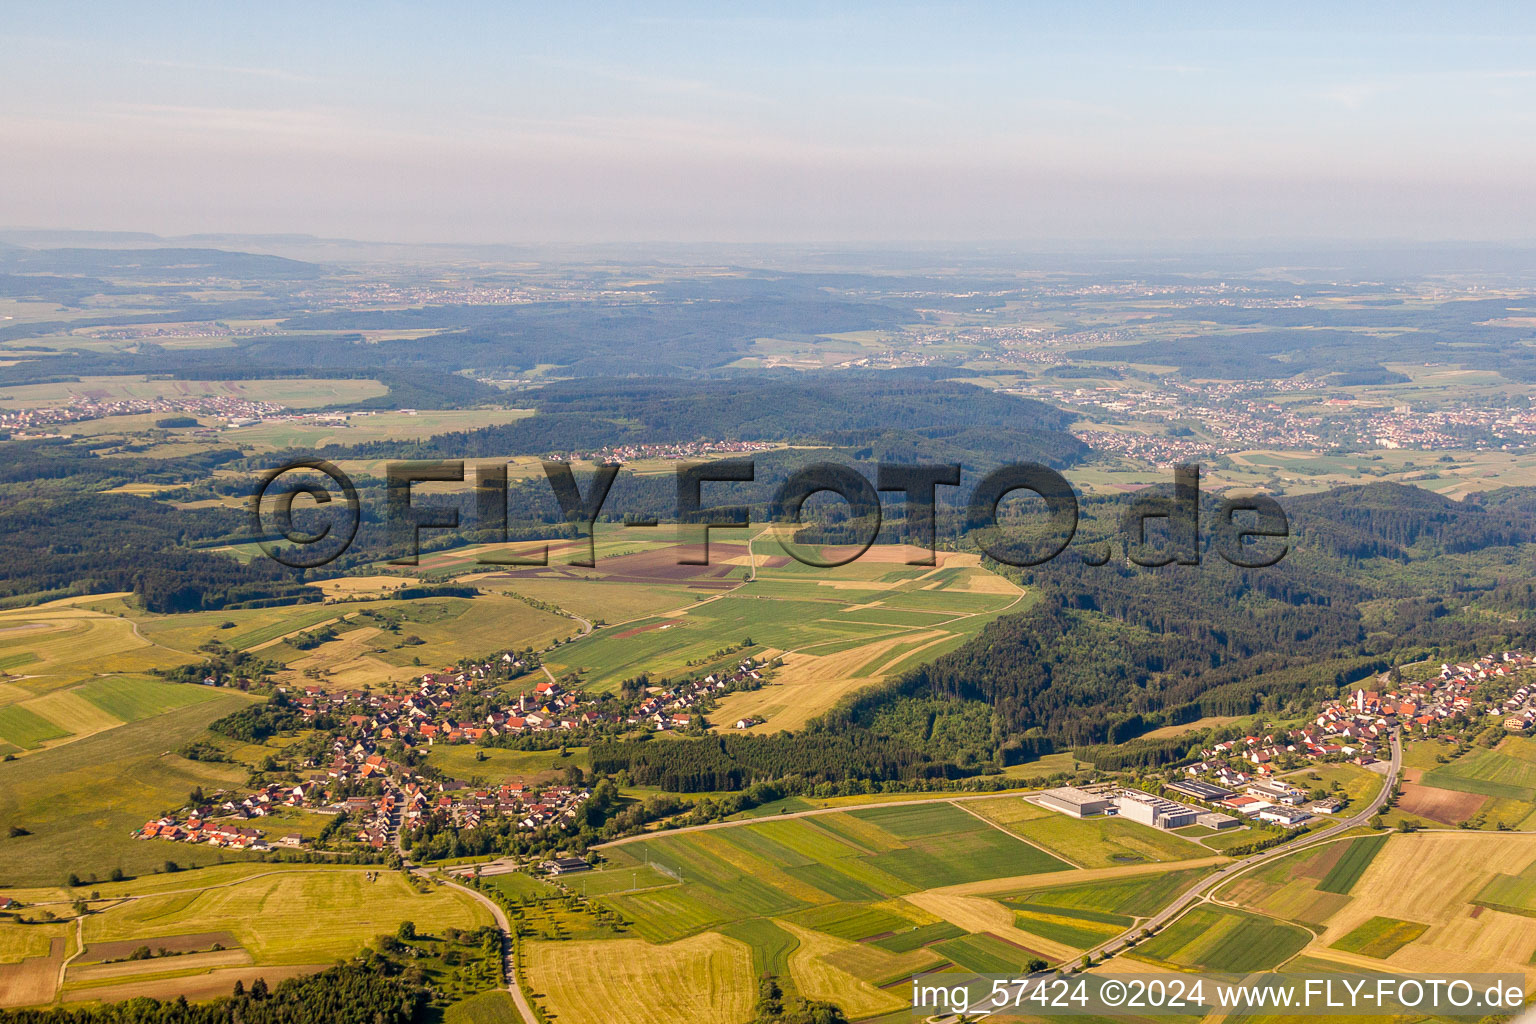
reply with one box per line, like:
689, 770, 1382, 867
5, 3, 1536, 245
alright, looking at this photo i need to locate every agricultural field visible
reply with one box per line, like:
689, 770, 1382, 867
1329, 916, 1429, 959
0, 375, 388, 411
1316, 834, 1389, 894
517, 798, 1226, 1023
0, 866, 490, 1007
215, 407, 534, 451
441, 531, 1028, 729
998, 868, 1211, 951
1216, 835, 1386, 929
0, 674, 232, 756
1127, 905, 1311, 973
444, 990, 524, 1024
972, 798, 1207, 868
133, 591, 578, 692
0, 600, 195, 726
522, 933, 755, 1024
1220, 832, 1536, 976
1409, 738, 1536, 828
0, 691, 261, 886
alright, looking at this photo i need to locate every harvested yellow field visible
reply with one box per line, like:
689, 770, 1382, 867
67, 948, 254, 985
523, 933, 754, 1024
1089, 954, 1186, 977
901, 891, 1077, 962
246, 616, 349, 652
82, 869, 490, 965
778, 921, 909, 1018
0, 610, 180, 693
1140, 715, 1242, 740
0, 922, 73, 965
714, 633, 944, 732
1310, 833, 1536, 974
307, 576, 409, 598
950, 569, 1022, 594
22, 689, 125, 738
62, 964, 323, 1004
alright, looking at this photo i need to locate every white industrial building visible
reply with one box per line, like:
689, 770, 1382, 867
1035, 786, 1114, 818
1113, 791, 1200, 829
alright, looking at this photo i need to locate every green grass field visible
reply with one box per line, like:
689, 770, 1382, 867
519, 543, 1022, 701
1129, 905, 1310, 972
600, 801, 1069, 946
423, 744, 589, 785
934, 932, 1039, 973
1000, 867, 1212, 949
481, 872, 557, 902
1318, 835, 1390, 895
1329, 916, 1429, 958
718, 917, 801, 989
0, 692, 261, 885
74, 676, 228, 722
1009, 905, 1126, 948
443, 990, 524, 1024
1472, 860, 1536, 918
782, 903, 909, 941
0, 703, 70, 749
1422, 742, 1536, 803
871, 920, 964, 952
995, 809, 1205, 868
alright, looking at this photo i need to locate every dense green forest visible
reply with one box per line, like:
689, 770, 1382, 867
0, 488, 318, 612
820, 482, 1536, 753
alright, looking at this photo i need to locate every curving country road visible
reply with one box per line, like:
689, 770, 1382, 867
1080, 728, 1402, 966
437, 875, 539, 1024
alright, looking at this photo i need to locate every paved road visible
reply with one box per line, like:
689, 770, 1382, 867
1080, 728, 1402, 965
437, 875, 539, 1024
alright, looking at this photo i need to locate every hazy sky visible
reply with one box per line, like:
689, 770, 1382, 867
6, 2, 1536, 244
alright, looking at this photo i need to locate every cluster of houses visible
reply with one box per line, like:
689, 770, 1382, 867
289, 654, 763, 742
1180, 652, 1535, 777
625, 660, 764, 731
136, 816, 282, 852
552, 440, 778, 463
136, 739, 595, 853
132, 652, 768, 855
0, 393, 284, 438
